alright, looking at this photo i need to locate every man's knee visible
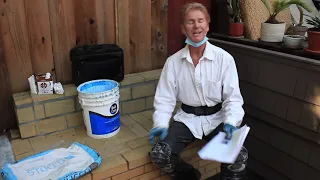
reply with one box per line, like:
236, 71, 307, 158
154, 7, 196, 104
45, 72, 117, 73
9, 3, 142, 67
150, 142, 174, 172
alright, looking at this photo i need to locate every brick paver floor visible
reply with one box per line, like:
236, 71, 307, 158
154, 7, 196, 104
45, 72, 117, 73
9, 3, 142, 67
10, 109, 223, 179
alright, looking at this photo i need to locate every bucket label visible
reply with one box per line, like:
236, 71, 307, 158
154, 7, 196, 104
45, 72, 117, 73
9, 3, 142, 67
89, 111, 120, 135
110, 103, 117, 115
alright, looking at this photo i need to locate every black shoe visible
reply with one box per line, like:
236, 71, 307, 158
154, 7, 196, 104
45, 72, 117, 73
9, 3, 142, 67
171, 168, 201, 180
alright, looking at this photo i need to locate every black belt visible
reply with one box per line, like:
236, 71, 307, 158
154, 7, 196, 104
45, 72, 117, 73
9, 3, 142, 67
181, 103, 222, 116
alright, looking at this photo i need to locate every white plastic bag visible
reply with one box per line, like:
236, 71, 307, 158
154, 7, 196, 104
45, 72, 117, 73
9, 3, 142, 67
1, 142, 102, 180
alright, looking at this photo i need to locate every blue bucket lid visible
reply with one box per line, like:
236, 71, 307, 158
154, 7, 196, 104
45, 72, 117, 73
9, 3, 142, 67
77, 79, 119, 94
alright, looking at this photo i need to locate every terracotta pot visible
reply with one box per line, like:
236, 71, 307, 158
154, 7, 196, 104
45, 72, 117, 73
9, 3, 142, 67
229, 22, 244, 37
307, 29, 320, 52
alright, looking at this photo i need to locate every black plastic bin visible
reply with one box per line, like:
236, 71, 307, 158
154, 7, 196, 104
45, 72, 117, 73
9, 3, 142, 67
70, 44, 124, 86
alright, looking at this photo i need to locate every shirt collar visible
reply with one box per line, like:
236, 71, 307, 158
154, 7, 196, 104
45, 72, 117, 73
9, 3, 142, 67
182, 41, 215, 63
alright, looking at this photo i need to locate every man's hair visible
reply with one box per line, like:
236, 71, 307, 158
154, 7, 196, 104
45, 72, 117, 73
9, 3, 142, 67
180, 2, 211, 24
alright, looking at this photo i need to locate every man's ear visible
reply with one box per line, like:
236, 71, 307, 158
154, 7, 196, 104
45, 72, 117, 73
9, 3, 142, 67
181, 24, 186, 35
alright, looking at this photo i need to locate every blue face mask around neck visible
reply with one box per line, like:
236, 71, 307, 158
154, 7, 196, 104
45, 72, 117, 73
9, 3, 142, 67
185, 36, 208, 47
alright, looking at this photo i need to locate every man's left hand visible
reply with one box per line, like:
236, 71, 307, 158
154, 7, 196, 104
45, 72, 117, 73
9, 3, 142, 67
223, 123, 237, 140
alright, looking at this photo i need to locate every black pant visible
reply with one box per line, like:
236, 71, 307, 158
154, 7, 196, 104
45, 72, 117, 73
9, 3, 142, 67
150, 121, 224, 179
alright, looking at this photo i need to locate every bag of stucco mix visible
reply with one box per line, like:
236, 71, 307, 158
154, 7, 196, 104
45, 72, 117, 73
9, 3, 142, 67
0, 142, 102, 180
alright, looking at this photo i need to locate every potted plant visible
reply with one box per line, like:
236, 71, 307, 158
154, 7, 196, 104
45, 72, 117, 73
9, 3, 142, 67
305, 13, 320, 52
291, 5, 313, 36
283, 33, 305, 49
228, 0, 244, 37
260, 0, 311, 42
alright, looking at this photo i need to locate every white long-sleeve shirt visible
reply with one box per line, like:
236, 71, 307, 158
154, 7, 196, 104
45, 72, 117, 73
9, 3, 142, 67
153, 41, 245, 139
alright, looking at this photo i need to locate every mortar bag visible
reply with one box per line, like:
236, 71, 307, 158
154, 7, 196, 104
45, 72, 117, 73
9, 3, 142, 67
0, 142, 102, 180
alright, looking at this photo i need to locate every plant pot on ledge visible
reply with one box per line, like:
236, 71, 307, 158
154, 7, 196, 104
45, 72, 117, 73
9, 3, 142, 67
290, 5, 310, 36
259, 0, 312, 42
228, 0, 244, 38
260, 22, 286, 42
292, 25, 308, 36
305, 14, 320, 53
283, 35, 305, 49
229, 22, 244, 37
306, 28, 320, 53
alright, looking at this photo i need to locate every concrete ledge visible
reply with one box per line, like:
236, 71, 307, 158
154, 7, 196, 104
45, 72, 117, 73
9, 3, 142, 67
211, 38, 320, 179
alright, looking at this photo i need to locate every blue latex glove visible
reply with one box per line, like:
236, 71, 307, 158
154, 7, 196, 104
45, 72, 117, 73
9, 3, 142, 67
148, 127, 168, 144
223, 123, 237, 140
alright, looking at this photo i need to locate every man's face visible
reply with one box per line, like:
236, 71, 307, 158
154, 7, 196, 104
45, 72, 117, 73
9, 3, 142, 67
181, 9, 209, 43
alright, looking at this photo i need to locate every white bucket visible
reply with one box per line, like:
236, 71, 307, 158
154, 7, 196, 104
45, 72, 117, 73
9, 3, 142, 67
77, 79, 120, 139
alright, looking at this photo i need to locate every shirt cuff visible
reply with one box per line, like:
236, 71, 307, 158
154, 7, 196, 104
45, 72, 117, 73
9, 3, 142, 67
153, 113, 171, 129
224, 118, 239, 127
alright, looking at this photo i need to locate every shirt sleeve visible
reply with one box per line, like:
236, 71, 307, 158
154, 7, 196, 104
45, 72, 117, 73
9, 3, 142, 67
152, 58, 177, 129
221, 56, 245, 127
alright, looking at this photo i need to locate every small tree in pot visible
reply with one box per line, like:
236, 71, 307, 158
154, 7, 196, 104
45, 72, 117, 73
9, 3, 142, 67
229, 0, 244, 37
260, 0, 311, 42
305, 13, 320, 52
290, 5, 313, 36
283, 4, 313, 49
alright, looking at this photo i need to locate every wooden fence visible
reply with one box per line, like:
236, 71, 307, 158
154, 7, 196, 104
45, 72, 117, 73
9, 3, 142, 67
0, 0, 168, 131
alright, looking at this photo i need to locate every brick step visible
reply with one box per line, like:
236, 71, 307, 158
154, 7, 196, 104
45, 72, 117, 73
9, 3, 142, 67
12, 69, 162, 138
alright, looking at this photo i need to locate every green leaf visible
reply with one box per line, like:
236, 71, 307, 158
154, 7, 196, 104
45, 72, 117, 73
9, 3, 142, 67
230, 0, 241, 22
261, 0, 272, 16
271, 0, 313, 18
306, 14, 320, 29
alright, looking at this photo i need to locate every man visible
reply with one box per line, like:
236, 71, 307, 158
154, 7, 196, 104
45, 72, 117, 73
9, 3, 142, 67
148, 2, 245, 180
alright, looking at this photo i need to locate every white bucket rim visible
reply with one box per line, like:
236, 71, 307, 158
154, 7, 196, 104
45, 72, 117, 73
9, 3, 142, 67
78, 88, 119, 99
77, 79, 119, 95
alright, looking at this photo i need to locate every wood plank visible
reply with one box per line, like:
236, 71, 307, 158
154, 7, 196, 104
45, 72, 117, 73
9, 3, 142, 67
129, 0, 152, 73
167, 0, 185, 56
104, 0, 116, 44
24, 0, 54, 74
0, 0, 33, 93
95, 0, 106, 44
48, 0, 76, 84
117, 0, 131, 74
0, 2, 16, 131
74, 0, 98, 45
0, 38, 15, 131
151, 0, 168, 69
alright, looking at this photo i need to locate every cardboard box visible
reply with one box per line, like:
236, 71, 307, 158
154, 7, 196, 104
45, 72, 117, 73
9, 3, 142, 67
35, 74, 53, 94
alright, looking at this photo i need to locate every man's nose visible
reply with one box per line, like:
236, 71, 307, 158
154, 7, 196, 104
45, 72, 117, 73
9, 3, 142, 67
194, 22, 200, 28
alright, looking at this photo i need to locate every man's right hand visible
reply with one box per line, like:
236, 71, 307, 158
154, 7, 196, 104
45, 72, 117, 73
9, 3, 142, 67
148, 127, 168, 144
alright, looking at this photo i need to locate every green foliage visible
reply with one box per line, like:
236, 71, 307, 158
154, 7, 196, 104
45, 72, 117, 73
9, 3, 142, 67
261, 0, 272, 15
261, 0, 313, 24
305, 13, 320, 31
230, 0, 242, 22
